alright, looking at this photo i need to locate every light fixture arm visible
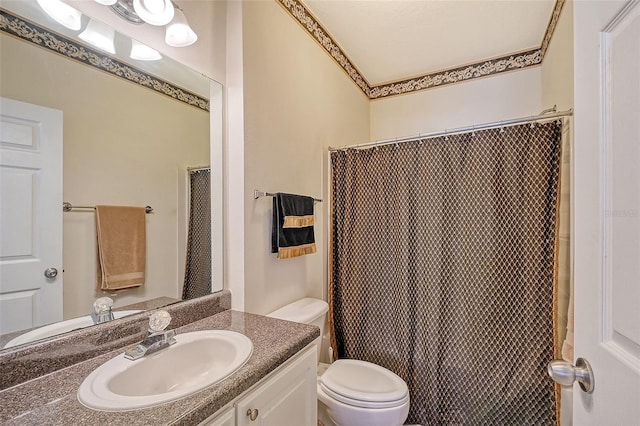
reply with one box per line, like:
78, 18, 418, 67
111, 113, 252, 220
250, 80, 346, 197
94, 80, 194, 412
110, 0, 144, 24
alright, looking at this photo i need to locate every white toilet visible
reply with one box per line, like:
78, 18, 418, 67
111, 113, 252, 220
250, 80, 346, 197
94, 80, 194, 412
268, 298, 410, 426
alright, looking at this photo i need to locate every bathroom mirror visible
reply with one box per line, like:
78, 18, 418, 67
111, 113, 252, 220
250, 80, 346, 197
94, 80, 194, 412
0, 1, 223, 349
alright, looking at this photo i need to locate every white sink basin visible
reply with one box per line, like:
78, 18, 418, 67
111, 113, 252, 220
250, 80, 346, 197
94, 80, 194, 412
3, 310, 143, 348
77, 330, 253, 411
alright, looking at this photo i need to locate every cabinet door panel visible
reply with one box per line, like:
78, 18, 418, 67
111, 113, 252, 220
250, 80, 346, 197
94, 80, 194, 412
199, 406, 234, 426
237, 346, 317, 426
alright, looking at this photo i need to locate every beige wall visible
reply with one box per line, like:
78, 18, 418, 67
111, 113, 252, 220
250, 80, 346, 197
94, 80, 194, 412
542, 1, 574, 112
0, 34, 209, 318
239, 0, 370, 315
370, 67, 543, 140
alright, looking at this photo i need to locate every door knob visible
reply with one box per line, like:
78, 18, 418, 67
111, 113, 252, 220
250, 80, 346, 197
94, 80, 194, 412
44, 267, 58, 279
547, 357, 595, 393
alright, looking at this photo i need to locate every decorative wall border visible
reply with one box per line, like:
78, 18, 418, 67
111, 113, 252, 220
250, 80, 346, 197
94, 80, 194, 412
278, 0, 566, 100
0, 9, 210, 112
278, 0, 371, 98
369, 49, 542, 99
540, 0, 566, 58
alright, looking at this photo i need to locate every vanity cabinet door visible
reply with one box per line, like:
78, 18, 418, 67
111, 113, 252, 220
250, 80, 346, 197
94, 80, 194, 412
199, 405, 234, 426
236, 345, 317, 426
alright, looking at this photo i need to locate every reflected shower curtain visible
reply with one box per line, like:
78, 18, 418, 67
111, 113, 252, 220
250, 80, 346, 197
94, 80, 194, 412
182, 168, 211, 300
330, 121, 563, 425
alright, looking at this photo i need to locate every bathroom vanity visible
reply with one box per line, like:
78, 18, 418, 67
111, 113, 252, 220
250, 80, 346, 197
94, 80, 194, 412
0, 294, 319, 425
202, 345, 316, 426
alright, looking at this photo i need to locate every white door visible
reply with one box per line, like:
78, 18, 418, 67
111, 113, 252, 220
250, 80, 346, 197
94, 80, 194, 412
0, 97, 63, 335
573, 0, 640, 423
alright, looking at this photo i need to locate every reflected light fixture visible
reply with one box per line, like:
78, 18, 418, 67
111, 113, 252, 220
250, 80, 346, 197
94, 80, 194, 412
130, 39, 162, 61
93, 0, 117, 5
79, 18, 116, 54
106, 0, 197, 48
165, 8, 197, 47
36, 0, 82, 31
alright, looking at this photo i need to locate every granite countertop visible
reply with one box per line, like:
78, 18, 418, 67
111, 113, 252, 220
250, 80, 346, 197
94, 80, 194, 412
0, 310, 319, 425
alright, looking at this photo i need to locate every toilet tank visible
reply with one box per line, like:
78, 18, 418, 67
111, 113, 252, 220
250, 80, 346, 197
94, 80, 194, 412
267, 298, 328, 360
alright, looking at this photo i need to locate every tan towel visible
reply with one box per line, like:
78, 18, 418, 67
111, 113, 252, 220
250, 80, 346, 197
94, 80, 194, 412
95, 205, 146, 290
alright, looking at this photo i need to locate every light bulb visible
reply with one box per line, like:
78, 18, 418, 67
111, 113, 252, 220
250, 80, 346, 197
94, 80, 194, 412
132, 0, 174, 26
36, 0, 82, 31
79, 19, 115, 54
144, 0, 164, 14
165, 8, 197, 47
130, 40, 162, 61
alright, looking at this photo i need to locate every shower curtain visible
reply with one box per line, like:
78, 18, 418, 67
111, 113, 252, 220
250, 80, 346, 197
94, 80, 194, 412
182, 168, 211, 300
330, 121, 563, 425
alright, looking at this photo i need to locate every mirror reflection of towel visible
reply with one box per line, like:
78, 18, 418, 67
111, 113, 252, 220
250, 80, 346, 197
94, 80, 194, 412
271, 193, 317, 259
95, 205, 146, 290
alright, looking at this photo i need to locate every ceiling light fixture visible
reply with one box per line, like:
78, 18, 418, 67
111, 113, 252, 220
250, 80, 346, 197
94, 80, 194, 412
104, 0, 197, 48
37, 0, 82, 31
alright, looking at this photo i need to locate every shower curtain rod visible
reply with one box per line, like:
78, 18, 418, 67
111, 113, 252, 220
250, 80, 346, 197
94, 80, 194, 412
328, 108, 573, 152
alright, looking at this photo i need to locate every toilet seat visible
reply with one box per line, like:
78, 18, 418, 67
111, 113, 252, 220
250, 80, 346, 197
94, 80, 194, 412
319, 359, 409, 409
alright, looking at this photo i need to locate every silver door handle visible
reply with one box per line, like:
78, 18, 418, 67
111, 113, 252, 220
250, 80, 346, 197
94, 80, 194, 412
547, 357, 595, 393
44, 267, 58, 279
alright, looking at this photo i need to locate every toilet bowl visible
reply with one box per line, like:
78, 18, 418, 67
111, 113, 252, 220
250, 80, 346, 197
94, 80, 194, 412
267, 298, 410, 426
317, 358, 410, 426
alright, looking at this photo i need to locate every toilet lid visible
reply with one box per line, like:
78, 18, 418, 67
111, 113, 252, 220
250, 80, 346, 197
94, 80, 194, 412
319, 359, 409, 407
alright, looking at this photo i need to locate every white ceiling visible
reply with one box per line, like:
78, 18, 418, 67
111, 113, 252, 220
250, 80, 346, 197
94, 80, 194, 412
303, 0, 556, 85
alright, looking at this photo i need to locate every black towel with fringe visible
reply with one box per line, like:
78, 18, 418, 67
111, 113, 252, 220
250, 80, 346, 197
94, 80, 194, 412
271, 193, 317, 259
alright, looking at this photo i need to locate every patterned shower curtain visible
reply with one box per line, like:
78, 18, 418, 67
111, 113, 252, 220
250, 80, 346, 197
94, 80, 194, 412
182, 168, 211, 300
330, 121, 563, 425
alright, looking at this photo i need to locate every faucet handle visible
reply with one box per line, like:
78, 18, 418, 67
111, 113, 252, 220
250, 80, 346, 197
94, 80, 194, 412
149, 310, 172, 332
93, 297, 114, 313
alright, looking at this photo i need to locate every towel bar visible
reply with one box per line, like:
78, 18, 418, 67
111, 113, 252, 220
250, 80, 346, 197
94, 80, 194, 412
63, 202, 154, 214
253, 190, 322, 203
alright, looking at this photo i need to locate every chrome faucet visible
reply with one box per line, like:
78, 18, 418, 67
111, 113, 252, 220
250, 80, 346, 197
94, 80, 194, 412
125, 310, 176, 360
91, 297, 115, 324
